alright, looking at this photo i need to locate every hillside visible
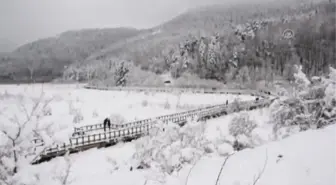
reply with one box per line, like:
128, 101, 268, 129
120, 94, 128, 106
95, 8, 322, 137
83, 2, 300, 64
72, 0, 335, 88
0, 0, 335, 85
0, 27, 141, 83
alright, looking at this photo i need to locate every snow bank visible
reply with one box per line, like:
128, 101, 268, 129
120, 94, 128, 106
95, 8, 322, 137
173, 124, 336, 185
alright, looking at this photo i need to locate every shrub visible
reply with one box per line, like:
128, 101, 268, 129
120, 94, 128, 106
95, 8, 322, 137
132, 121, 211, 174
141, 100, 149, 107
108, 114, 126, 125
163, 100, 171, 110
42, 105, 52, 116
229, 112, 257, 138
73, 110, 84, 124
269, 67, 336, 140
92, 110, 99, 118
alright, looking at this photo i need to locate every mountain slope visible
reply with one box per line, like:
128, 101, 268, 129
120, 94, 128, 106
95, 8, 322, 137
1, 0, 334, 84
0, 27, 141, 82
81, 0, 326, 75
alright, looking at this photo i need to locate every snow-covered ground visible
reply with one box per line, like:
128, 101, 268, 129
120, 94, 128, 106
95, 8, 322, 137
0, 83, 254, 124
0, 83, 255, 145
1, 83, 335, 185
21, 117, 335, 185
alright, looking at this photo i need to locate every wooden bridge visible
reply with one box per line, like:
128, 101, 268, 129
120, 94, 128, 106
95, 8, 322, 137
31, 86, 276, 165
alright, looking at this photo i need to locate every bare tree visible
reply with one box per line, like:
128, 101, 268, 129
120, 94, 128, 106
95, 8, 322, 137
215, 153, 234, 185
25, 54, 43, 83
0, 91, 55, 185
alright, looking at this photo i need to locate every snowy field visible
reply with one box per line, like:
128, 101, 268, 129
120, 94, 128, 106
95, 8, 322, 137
20, 112, 336, 185
1, 82, 335, 185
0, 83, 255, 123
0, 83, 255, 144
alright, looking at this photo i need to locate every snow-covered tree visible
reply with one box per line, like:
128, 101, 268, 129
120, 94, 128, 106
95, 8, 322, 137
113, 60, 131, 86
236, 66, 251, 87
323, 67, 336, 106
132, 121, 211, 175
270, 66, 336, 139
293, 65, 311, 92
229, 112, 257, 138
0, 93, 54, 184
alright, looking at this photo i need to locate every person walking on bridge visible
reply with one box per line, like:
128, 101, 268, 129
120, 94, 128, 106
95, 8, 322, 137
104, 117, 111, 131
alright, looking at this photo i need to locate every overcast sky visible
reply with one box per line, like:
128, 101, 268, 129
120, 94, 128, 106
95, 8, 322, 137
0, 0, 234, 47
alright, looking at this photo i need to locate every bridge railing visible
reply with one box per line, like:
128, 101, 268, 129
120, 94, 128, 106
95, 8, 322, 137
31, 96, 321, 165
70, 124, 153, 147
42, 123, 155, 156
37, 98, 275, 161
74, 103, 214, 133
76, 103, 233, 134
34, 114, 336, 163
73, 99, 273, 145
74, 103, 226, 134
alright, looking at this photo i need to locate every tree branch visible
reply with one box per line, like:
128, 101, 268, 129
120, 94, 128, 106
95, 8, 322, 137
54, 154, 75, 185
185, 159, 201, 185
215, 153, 234, 185
251, 149, 268, 185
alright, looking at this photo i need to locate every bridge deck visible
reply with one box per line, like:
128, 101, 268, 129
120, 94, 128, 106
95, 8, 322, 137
31, 87, 276, 165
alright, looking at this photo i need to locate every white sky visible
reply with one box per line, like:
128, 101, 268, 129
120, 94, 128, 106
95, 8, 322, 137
0, 0, 278, 46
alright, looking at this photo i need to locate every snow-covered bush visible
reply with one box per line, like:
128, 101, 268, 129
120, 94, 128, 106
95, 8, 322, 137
67, 101, 78, 116
141, 99, 149, 107
229, 112, 257, 138
323, 67, 336, 107
92, 110, 99, 118
42, 105, 52, 116
132, 121, 211, 174
108, 113, 126, 125
228, 112, 257, 150
217, 143, 234, 156
72, 110, 84, 124
293, 65, 311, 92
163, 99, 171, 110
231, 97, 242, 112
269, 67, 336, 140
106, 156, 119, 173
